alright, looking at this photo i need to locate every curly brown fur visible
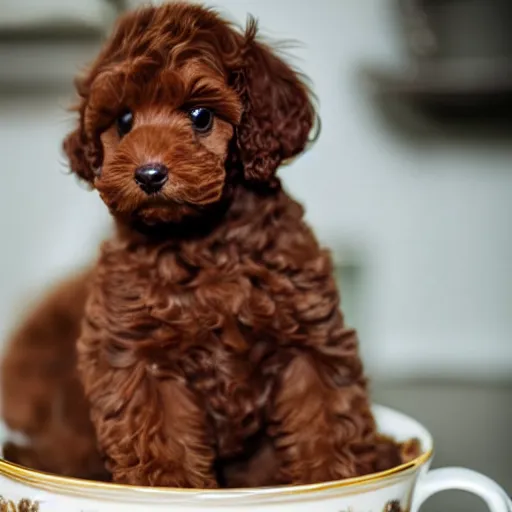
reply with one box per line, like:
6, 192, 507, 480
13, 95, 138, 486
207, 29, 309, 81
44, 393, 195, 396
1, 2, 419, 487
0, 270, 108, 481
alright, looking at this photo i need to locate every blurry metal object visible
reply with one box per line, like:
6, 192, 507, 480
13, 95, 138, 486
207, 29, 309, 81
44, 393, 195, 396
362, 0, 512, 122
399, 0, 512, 61
399, 0, 438, 57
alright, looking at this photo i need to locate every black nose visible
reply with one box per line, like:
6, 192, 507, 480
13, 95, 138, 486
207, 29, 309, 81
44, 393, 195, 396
134, 164, 168, 194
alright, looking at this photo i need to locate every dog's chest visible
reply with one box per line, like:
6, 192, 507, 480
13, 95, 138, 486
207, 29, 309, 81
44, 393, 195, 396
141, 240, 280, 337
137, 244, 280, 450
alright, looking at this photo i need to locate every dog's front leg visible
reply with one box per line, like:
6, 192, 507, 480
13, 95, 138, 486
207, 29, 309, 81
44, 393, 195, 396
264, 257, 378, 484
77, 332, 217, 488
268, 339, 374, 485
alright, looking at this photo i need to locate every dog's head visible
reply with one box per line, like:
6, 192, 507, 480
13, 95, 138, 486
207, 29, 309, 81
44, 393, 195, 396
64, 2, 316, 226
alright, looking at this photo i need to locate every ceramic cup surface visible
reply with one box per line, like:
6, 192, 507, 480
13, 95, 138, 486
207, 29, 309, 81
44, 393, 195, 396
0, 404, 510, 512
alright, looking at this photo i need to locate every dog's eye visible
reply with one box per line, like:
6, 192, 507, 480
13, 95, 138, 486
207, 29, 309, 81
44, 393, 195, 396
189, 107, 213, 133
116, 110, 133, 138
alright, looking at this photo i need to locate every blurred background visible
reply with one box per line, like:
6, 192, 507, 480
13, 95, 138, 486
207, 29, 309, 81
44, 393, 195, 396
0, 0, 510, 509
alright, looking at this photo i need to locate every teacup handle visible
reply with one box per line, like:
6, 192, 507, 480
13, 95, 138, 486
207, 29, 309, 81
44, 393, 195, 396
412, 467, 511, 512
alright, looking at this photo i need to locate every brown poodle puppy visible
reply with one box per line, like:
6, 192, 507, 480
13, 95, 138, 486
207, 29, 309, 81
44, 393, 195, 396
1, 2, 418, 488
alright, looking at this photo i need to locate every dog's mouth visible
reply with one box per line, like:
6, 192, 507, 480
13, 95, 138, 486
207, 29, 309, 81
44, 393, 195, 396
144, 196, 182, 208
132, 197, 202, 226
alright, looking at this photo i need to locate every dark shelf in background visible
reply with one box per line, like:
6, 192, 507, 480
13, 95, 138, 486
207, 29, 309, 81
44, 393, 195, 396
0, 24, 105, 44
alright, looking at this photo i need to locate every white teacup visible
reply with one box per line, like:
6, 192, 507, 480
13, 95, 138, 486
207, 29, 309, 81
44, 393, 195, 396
0, 404, 510, 512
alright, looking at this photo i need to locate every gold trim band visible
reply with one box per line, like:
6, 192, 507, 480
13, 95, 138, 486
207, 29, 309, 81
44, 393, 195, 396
0, 447, 433, 498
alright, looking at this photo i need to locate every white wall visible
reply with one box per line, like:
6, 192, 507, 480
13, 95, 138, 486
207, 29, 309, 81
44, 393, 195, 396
0, 95, 111, 329
1, 0, 511, 380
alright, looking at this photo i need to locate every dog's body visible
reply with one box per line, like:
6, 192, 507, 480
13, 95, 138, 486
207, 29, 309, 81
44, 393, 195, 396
78, 186, 398, 487
1, 2, 416, 487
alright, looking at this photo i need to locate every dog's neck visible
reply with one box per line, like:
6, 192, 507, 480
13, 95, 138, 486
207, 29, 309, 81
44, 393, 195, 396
113, 182, 283, 246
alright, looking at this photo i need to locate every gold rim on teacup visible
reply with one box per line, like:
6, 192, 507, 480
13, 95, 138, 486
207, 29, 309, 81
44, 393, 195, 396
0, 405, 433, 498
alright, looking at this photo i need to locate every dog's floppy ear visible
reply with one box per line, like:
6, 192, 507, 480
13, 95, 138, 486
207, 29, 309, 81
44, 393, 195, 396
62, 8, 148, 185
234, 18, 316, 183
62, 76, 100, 184
63, 125, 95, 184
